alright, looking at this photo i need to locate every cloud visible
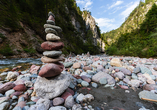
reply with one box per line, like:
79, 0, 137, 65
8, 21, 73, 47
120, 1, 139, 20
94, 17, 118, 32
76, 0, 93, 10
109, 1, 124, 9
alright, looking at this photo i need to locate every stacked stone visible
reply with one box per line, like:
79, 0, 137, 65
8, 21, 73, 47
34, 12, 71, 99
39, 12, 65, 78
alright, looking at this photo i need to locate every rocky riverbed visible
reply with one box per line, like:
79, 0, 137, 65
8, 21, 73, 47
0, 54, 157, 110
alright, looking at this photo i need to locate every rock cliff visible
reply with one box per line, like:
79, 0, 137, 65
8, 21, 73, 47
0, 0, 101, 58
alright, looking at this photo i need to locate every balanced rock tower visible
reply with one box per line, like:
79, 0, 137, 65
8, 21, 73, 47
34, 12, 70, 99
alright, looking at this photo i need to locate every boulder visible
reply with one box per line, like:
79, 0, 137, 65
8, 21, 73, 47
84, 94, 94, 102
53, 97, 64, 106
30, 65, 40, 74
92, 72, 115, 85
81, 75, 91, 83
81, 81, 89, 87
7, 72, 19, 80
139, 90, 157, 101
115, 72, 124, 79
73, 63, 81, 69
63, 62, 73, 68
64, 95, 75, 108
36, 98, 50, 110
133, 67, 141, 73
143, 84, 157, 91
76, 93, 85, 103
41, 41, 64, 50
110, 58, 122, 67
14, 79, 25, 85
13, 84, 27, 92
140, 67, 152, 75
34, 73, 70, 99
120, 68, 131, 75
83, 66, 92, 71
38, 63, 64, 77
128, 79, 142, 88
0, 82, 15, 94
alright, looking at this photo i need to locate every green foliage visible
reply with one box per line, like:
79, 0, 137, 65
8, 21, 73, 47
105, 3, 157, 58
145, 0, 155, 4
0, 33, 6, 39
0, 44, 13, 56
0, 0, 100, 55
23, 47, 36, 54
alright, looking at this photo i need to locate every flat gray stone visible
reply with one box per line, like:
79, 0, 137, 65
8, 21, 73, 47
139, 90, 157, 101
43, 51, 62, 58
140, 67, 152, 75
63, 62, 73, 68
45, 28, 58, 35
47, 20, 55, 25
5, 89, 15, 97
49, 106, 67, 110
81, 81, 89, 87
44, 24, 62, 32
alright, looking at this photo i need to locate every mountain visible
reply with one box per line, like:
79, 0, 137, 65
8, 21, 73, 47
102, 0, 157, 57
0, 0, 101, 58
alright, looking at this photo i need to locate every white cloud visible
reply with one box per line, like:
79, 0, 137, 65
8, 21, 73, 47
109, 1, 124, 9
76, 0, 93, 10
120, 1, 139, 20
94, 17, 118, 32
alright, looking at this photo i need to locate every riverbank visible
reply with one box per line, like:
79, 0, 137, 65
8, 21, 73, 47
0, 54, 157, 110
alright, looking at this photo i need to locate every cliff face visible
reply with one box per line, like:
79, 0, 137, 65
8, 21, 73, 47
0, 0, 101, 58
82, 11, 99, 46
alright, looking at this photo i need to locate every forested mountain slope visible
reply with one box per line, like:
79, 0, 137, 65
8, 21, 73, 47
102, 0, 157, 57
0, 0, 101, 58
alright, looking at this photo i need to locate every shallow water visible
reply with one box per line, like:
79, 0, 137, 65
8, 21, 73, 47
0, 58, 42, 70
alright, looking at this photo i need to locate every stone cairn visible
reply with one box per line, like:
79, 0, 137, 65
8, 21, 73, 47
34, 12, 71, 99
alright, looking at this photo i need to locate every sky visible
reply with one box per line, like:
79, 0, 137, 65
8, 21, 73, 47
76, 0, 145, 33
